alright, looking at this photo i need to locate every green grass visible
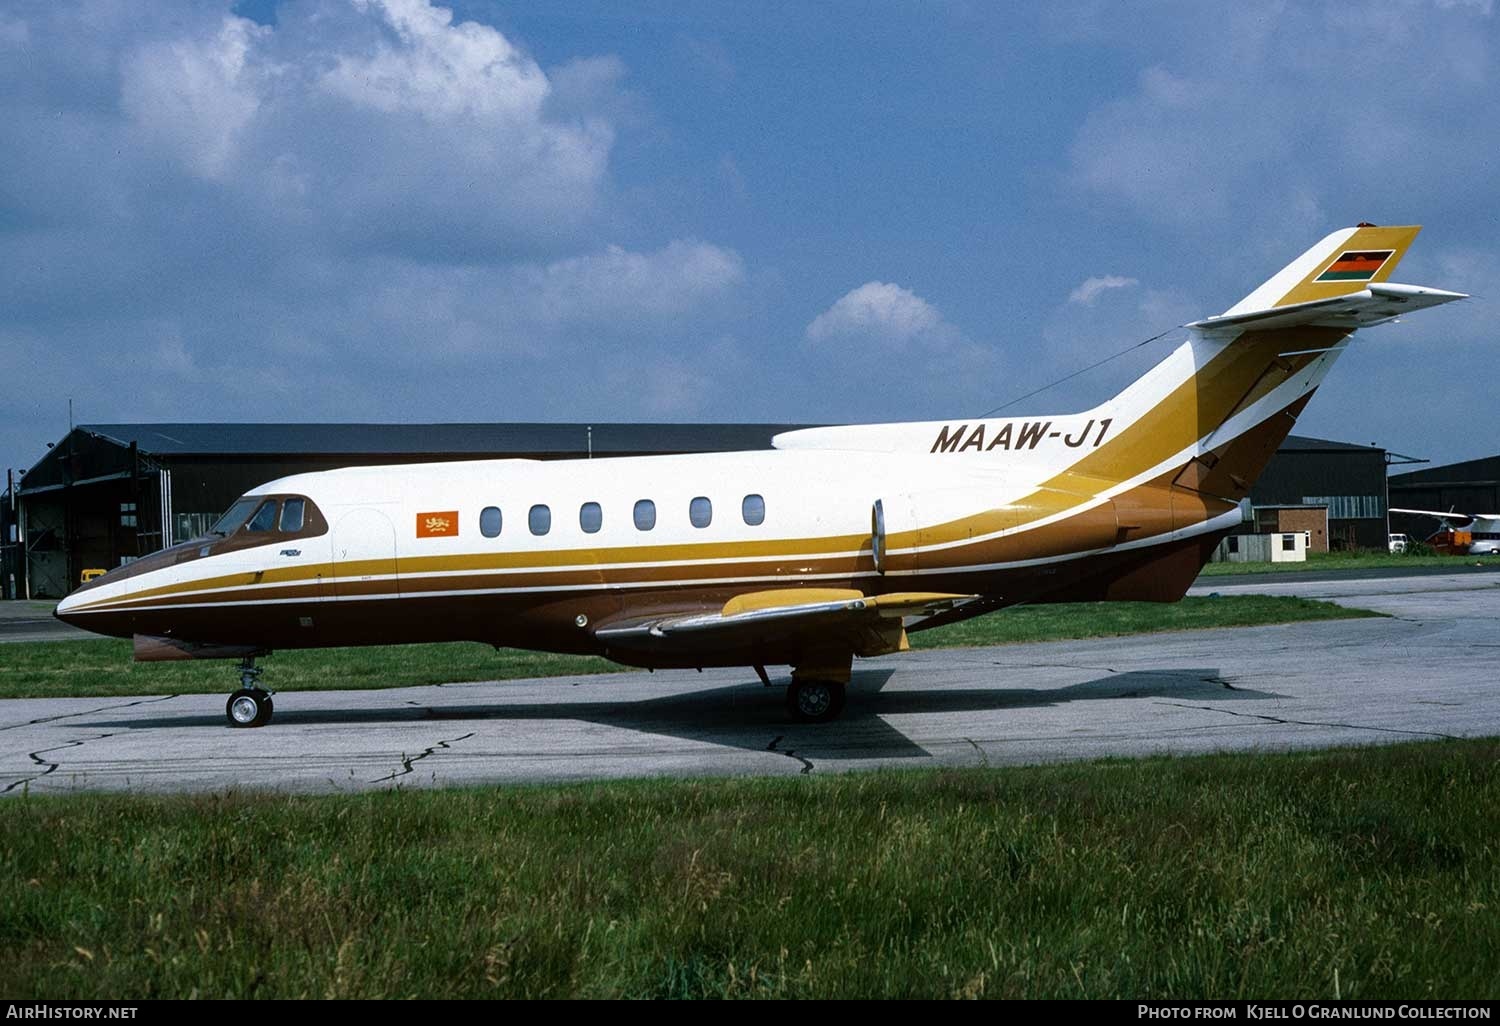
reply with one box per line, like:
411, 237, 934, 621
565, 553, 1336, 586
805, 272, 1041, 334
911, 594, 1374, 648
0, 595, 1377, 699
1198, 549, 1500, 576
0, 638, 615, 700
2, 738, 1496, 998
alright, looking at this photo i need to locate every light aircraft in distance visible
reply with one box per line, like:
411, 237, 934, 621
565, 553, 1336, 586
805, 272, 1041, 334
1390, 509, 1500, 556
56, 225, 1464, 727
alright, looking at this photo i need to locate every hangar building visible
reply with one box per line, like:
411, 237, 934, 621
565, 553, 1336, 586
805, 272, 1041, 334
1244, 435, 1392, 553
1, 424, 1395, 599
1388, 454, 1500, 539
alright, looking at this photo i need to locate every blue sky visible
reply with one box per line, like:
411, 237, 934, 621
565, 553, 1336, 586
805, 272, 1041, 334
3, 0, 1496, 478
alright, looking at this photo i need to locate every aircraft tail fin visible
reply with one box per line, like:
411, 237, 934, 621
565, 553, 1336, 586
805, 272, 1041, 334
1219, 224, 1424, 317
1080, 224, 1463, 500
777, 226, 1464, 502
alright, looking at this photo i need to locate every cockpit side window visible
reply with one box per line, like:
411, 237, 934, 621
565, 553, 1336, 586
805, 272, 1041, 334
245, 500, 279, 533
279, 498, 306, 533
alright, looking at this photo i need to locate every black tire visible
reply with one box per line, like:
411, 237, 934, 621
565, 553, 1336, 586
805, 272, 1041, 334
785, 679, 846, 723
226, 689, 273, 728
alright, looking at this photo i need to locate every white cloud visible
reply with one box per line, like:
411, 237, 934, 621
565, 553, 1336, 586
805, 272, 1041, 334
110, 0, 618, 258
522, 241, 744, 326
244, 238, 748, 371
805, 281, 961, 350
320, 0, 550, 120
1068, 275, 1138, 305
121, 15, 270, 180
545, 55, 639, 124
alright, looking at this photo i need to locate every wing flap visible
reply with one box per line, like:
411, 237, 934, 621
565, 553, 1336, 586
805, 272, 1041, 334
594, 589, 977, 658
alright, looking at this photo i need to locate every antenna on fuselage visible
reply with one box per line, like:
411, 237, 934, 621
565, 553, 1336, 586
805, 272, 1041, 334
975, 324, 1184, 418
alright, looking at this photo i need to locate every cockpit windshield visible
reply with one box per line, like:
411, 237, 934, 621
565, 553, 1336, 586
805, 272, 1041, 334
210, 497, 261, 536
205, 493, 323, 541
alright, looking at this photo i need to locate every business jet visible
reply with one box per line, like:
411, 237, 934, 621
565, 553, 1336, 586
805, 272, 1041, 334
55, 225, 1464, 727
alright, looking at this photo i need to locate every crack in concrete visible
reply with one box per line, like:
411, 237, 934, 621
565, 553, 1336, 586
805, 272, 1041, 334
766, 735, 813, 775
3, 732, 118, 795
0, 694, 179, 732
1202, 675, 1241, 691
368, 732, 475, 784
964, 737, 990, 767
993, 662, 1121, 674
1155, 701, 1462, 741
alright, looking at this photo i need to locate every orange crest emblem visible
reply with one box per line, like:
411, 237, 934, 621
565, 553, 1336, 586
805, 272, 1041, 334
416, 511, 459, 538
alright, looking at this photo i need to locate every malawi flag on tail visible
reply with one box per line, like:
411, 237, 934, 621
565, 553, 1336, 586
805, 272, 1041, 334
1315, 250, 1394, 282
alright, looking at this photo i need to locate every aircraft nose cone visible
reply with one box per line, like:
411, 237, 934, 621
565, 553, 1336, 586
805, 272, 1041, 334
54, 591, 83, 626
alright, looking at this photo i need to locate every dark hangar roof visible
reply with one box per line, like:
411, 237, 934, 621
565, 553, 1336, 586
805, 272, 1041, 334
12, 422, 817, 495
1390, 453, 1500, 487
76, 422, 816, 458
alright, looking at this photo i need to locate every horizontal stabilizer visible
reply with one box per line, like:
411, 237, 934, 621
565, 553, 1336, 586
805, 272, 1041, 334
1190, 283, 1467, 335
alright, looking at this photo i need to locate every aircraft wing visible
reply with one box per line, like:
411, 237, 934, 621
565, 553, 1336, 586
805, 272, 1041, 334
594, 588, 977, 658
1189, 283, 1466, 335
1390, 508, 1477, 525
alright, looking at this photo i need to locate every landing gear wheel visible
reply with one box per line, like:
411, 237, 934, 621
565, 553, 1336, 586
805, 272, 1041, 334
786, 678, 846, 723
226, 688, 273, 728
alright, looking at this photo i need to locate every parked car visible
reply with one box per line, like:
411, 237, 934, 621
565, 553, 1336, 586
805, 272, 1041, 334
1388, 533, 1409, 554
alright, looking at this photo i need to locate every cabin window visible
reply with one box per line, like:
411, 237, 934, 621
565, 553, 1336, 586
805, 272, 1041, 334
245, 500, 279, 533
633, 499, 656, 531
279, 498, 306, 533
689, 496, 712, 529
480, 506, 502, 538
742, 494, 766, 526
580, 502, 602, 534
529, 504, 551, 536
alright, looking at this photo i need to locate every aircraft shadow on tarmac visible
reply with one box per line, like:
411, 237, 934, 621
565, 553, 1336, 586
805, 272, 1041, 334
78, 666, 1281, 763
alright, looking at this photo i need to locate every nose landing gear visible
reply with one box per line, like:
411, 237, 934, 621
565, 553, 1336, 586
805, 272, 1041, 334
225, 656, 274, 728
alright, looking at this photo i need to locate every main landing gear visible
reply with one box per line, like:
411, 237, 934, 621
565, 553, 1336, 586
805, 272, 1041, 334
784, 652, 852, 724
785, 678, 846, 723
225, 656, 274, 728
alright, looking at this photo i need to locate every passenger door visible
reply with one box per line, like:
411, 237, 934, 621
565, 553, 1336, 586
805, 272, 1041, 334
331, 508, 401, 600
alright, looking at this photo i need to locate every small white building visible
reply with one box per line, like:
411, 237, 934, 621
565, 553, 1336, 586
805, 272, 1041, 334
1213, 532, 1308, 563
